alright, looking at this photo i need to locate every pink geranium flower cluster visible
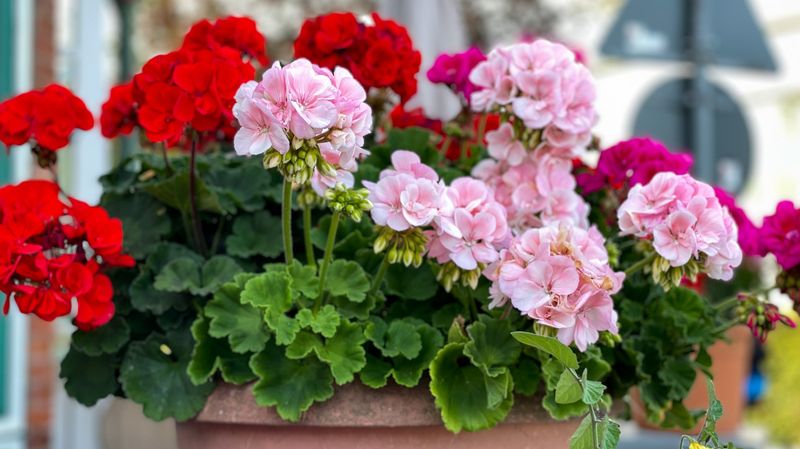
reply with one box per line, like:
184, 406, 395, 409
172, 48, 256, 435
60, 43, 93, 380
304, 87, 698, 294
233, 58, 372, 191
618, 172, 743, 280
469, 40, 597, 162
486, 224, 624, 351
426, 47, 487, 103
427, 177, 510, 270
577, 137, 693, 194
472, 153, 588, 232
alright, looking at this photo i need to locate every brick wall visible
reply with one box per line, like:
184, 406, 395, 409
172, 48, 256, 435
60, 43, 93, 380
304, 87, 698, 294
28, 1, 57, 448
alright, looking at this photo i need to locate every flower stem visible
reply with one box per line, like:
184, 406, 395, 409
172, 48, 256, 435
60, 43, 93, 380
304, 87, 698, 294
369, 253, 391, 295
303, 205, 316, 268
712, 318, 741, 336
282, 178, 294, 264
161, 142, 173, 173
317, 211, 340, 301
189, 134, 208, 257
625, 253, 656, 276
477, 113, 489, 144
568, 368, 601, 449
713, 296, 740, 312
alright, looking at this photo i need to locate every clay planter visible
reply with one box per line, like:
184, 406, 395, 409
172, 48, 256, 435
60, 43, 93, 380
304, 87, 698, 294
176, 381, 578, 449
632, 325, 753, 433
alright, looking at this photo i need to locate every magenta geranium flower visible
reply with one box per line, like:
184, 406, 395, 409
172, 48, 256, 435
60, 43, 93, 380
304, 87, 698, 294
427, 46, 486, 102
761, 200, 800, 270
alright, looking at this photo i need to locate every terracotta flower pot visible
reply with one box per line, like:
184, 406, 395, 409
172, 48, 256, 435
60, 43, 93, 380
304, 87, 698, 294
632, 325, 753, 433
176, 381, 579, 449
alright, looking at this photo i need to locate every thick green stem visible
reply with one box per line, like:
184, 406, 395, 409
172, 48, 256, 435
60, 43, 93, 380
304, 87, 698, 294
282, 179, 294, 264
317, 211, 340, 301
625, 253, 656, 276
303, 205, 316, 268
369, 253, 391, 295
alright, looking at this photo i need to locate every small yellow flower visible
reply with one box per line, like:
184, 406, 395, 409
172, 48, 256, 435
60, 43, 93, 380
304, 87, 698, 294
688, 442, 710, 449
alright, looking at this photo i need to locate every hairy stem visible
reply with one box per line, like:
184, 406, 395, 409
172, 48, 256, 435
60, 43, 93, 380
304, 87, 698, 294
624, 253, 656, 276
369, 253, 391, 295
189, 134, 208, 256
317, 211, 340, 302
303, 205, 316, 268
569, 368, 601, 449
282, 178, 294, 264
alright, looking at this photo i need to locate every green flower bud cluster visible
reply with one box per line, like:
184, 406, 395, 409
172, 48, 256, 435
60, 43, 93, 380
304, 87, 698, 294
650, 255, 702, 290
296, 187, 323, 209
776, 266, 800, 304
262, 138, 336, 185
598, 331, 622, 348
324, 184, 372, 222
373, 226, 426, 267
434, 261, 483, 292
605, 241, 620, 269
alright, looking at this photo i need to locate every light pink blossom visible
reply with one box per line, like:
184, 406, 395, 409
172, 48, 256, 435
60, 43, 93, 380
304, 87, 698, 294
485, 123, 526, 166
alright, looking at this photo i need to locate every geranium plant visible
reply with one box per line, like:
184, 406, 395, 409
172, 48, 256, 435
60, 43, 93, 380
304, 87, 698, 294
0, 12, 796, 449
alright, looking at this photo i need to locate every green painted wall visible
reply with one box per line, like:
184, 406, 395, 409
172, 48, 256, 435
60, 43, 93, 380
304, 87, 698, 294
0, 0, 16, 417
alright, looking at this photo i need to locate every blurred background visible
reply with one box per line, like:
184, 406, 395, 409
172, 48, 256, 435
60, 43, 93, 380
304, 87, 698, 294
1, 0, 799, 448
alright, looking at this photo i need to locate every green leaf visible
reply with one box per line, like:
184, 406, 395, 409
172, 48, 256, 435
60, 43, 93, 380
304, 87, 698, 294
385, 263, 438, 300
555, 370, 583, 404
71, 316, 130, 356
225, 211, 283, 258
365, 318, 422, 359
250, 342, 334, 422
511, 332, 579, 369
287, 261, 320, 299
129, 271, 190, 313
599, 416, 621, 449
188, 315, 255, 385
569, 415, 593, 449
429, 343, 514, 432
659, 358, 697, 401
705, 376, 724, 423
142, 169, 228, 214
60, 347, 118, 406
154, 256, 242, 296
296, 305, 341, 338
511, 357, 541, 397
447, 315, 469, 344
265, 312, 300, 346
582, 380, 606, 406
325, 260, 370, 303
285, 331, 323, 360
120, 333, 214, 421
205, 275, 270, 353
147, 242, 204, 271
241, 271, 292, 311
360, 353, 392, 388
205, 157, 277, 211
542, 389, 588, 420
316, 320, 367, 384
464, 316, 521, 377
391, 323, 444, 387
102, 192, 171, 259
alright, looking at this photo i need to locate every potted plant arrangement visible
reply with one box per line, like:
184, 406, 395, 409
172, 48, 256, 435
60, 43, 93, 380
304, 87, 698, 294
0, 11, 797, 449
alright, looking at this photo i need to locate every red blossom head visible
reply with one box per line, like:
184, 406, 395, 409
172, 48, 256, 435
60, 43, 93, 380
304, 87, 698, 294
100, 82, 137, 139
0, 180, 133, 330
294, 12, 421, 103
0, 84, 93, 154
182, 16, 269, 67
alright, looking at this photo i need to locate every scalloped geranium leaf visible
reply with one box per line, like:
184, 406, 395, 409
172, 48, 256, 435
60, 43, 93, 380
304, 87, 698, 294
385, 263, 438, 301
324, 260, 370, 303
483, 367, 513, 409
206, 158, 277, 211
285, 331, 323, 360
316, 320, 366, 385
555, 369, 582, 404
130, 271, 190, 313
146, 242, 203, 271
511, 357, 541, 397
366, 317, 422, 360
120, 332, 214, 421
225, 211, 283, 258
464, 316, 521, 377
71, 315, 130, 356
142, 169, 229, 214
250, 342, 334, 422
391, 323, 443, 387
102, 192, 171, 259
188, 316, 256, 385
205, 275, 270, 354
429, 343, 514, 433
59, 347, 119, 406
287, 261, 320, 299
241, 271, 292, 311
360, 353, 393, 389
511, 332, 579, 369
296, 305, 340, 338
154, 255, 242, 296
659, 358, 697, 401
265, 312, 300, 346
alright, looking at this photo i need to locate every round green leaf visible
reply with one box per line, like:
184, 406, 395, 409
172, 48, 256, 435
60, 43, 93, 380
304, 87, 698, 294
188, 316, 256, 386
464, 316, 521, 376
71, 315, 130, 356
225, 212, 283, 258
59, 347, 118, 406
324, 260, 370, 303
102, 192, 171, 259
205, 276, 270, 354
385, 263, 438, 301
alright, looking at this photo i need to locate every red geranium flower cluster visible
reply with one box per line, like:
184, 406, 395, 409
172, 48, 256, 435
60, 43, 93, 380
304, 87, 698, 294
102, 16, 266, 146
0, 181, 134, 330
294, 12, 421, 102
0, 84, 93, 152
